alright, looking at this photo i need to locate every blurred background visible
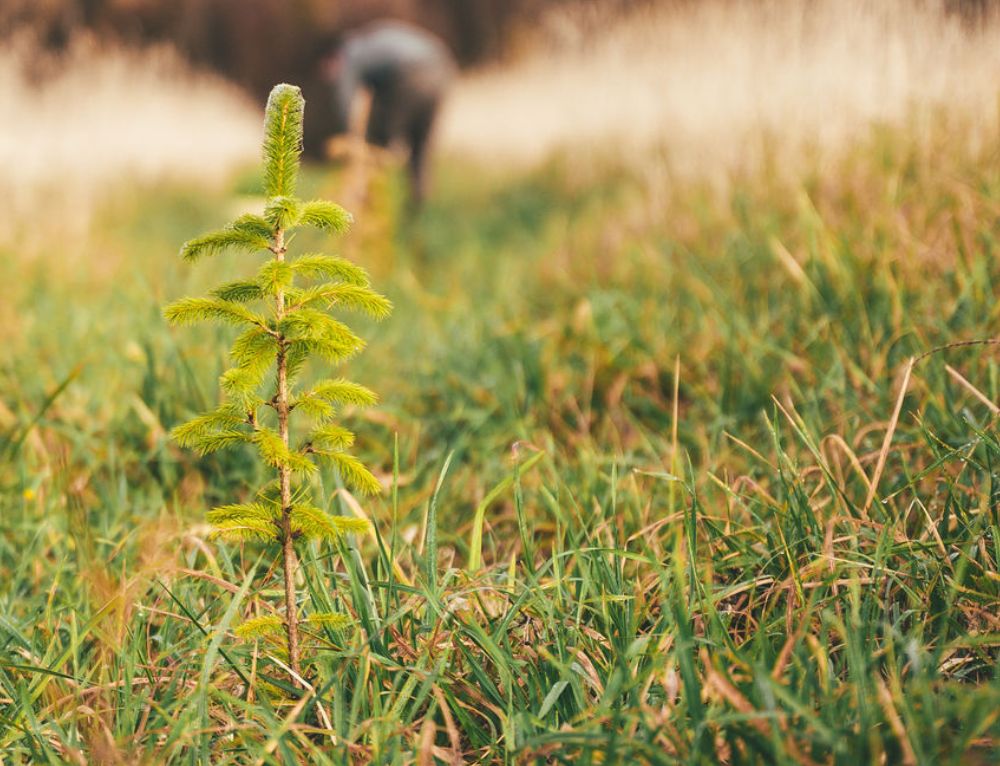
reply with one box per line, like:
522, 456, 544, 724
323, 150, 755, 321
2, 0, 1000, 231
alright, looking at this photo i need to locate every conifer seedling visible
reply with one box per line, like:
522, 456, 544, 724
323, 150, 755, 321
165, 84, 390, 683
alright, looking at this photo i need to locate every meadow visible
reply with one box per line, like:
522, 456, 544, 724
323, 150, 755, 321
1, 111, 998, 763
2, 3, 1000, 761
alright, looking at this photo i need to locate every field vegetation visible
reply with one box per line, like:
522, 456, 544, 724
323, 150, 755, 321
2, 2, 1000, 764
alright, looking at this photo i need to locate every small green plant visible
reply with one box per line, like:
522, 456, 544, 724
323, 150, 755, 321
165, 83, 390, 682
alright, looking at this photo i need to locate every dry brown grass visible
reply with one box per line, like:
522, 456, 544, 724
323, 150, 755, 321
439, 0, 1000, 179
0, 35, 260, 247
5, 1, 1000, 246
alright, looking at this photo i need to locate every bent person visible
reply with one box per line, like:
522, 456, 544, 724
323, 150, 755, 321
320, 20, 456, 205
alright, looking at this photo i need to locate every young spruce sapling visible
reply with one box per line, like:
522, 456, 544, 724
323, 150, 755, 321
165, 83, 390, 683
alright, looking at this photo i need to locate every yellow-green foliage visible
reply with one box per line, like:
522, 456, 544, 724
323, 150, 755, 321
234, 615, 284, 641
164, 83, 388, 646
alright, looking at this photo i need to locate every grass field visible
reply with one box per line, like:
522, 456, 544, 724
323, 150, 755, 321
3, 95, 1000, 764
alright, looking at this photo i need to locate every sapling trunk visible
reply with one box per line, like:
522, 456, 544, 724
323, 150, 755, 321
273, 225, 301, 680
165, 84, 390, 686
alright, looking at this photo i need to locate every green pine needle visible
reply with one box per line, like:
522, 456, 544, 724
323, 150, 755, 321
219, 366, 266, 406
299, 200, 352, 232
281, 310, 364, 349
290, 394, 335, 420
293, 283, 393, 319
234, 615, 284, 641
307, 423, 355, 450
305, 612, 353, 630
209, 518, 279, 541
262, 84, 304, 199
313, 450, 382, 496
291, 379, 377, 420
211, 280, 264, 303
220, 369, 266, 413
286, 337, 363, 368
264, 195, 303, 230
163, 297, 268, 328
291, 503, 369, 540
231, 213, 274, 239
171, 407, 251, 455
252, 429, 316, 474
230, 329, 277, 376
310, 379, 378, 408
207, 501, 278, 524
290, 254, 370, 286
256, 260, 295, 295
179, 223, 272, 262
208, 502, 280, 542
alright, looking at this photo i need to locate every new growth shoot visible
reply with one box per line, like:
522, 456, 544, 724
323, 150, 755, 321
165, 83, 390, 683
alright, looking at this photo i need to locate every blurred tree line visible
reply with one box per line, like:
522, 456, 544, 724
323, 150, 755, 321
5, 0, 995, 84
2, 0, 616, 151
1, 0, 629, 73
3, 0, 996, 150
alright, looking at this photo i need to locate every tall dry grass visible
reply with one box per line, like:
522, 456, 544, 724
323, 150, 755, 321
5, 0, 1000, 247
0, 37, 260, 247
439, 0, 1000, 179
